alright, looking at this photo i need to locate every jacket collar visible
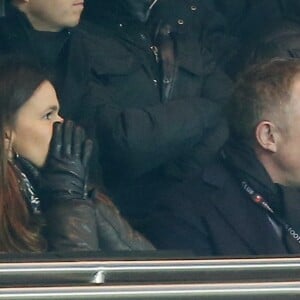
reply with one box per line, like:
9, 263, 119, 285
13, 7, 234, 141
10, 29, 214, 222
202, 161, 288, 255
5, 4, 74, 37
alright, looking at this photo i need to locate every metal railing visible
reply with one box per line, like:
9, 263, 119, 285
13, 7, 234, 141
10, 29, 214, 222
1, 256, 300, 298
1, 282, 300, 299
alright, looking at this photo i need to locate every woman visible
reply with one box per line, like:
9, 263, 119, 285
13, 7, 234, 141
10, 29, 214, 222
0, 58, 154, 253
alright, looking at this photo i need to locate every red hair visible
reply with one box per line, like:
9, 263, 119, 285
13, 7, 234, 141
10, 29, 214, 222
0, 162, 45, 252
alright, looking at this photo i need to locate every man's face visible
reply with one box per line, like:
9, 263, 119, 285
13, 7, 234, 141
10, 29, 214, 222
272, 77, 300, 187
21, 0, 84, 32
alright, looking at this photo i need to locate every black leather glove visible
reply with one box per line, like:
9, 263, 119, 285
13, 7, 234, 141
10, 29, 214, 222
39, 121, 93, 206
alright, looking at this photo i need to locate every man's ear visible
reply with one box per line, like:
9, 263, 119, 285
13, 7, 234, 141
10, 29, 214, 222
255, 121, 279, 153
12, 0, 29, 10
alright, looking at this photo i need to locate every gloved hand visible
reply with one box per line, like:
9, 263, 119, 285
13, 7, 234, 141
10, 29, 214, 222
39, 120, 93, 206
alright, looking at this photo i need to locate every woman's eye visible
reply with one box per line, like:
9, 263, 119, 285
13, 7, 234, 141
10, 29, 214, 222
43, 111, 53, 120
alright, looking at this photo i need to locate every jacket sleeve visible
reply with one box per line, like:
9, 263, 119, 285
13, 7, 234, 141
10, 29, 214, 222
132, 164, 217, 255
44, 191, 154, 252
92, 190, 155, 251
140, 186, 214, 256
82, 82, 225, 180
45, 199, 99, 251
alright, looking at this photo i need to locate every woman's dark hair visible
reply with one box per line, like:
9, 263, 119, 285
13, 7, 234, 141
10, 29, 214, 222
0, 56, 47, 252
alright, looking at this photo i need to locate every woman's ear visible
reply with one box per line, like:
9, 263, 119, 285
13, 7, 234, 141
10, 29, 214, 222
4, 128, 15, 159
255, 121, 280, 153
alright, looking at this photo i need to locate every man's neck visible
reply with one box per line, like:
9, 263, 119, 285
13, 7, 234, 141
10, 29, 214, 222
255, 146, 287, 186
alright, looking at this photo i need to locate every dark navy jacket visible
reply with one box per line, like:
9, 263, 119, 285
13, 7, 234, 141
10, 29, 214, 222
141, 159, 293, 257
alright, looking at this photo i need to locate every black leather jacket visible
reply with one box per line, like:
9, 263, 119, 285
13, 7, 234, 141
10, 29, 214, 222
16, 158, 154, 252
45, 189, 154, 252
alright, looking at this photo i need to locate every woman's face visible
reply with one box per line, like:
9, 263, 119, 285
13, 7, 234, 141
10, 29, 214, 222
9, 80, 63, 167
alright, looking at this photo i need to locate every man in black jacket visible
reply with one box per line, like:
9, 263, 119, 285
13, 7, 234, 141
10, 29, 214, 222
82, 0, 232, 223
0, 0, 92, 121
142, 58, 300, 257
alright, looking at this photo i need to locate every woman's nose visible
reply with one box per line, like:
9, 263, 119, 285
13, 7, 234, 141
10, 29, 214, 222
57, 115, 64, 123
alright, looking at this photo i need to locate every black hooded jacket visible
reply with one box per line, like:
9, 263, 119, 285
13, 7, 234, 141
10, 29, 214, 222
82, 0, 232, 220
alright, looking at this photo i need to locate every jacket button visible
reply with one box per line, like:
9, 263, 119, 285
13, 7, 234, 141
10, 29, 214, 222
191, 5, 197, 11
177, 19, 184, 25
163, 78, 171, 84
153, 79, 158, 85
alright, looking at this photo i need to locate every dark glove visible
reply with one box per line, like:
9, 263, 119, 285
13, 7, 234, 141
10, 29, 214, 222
39, 120, 93, 206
